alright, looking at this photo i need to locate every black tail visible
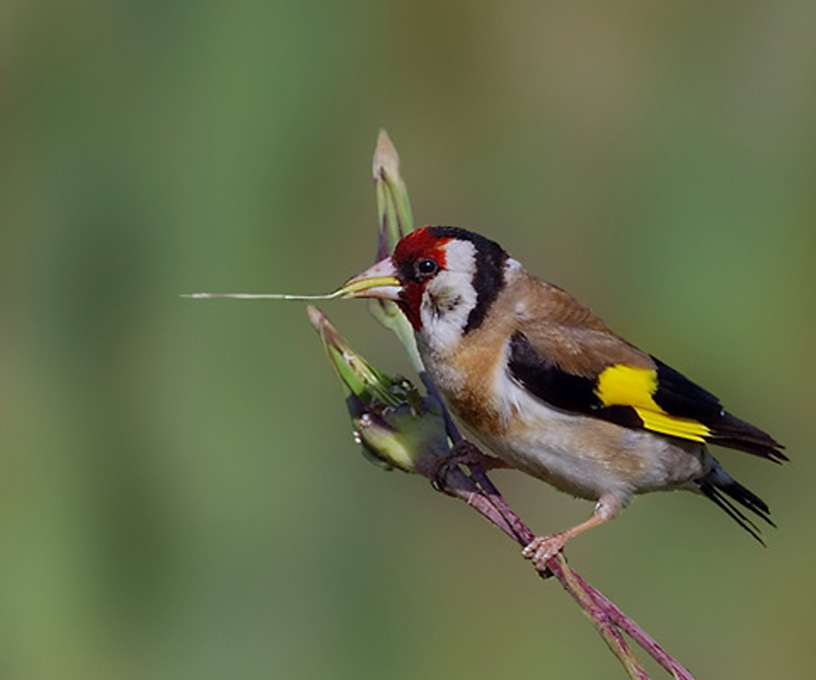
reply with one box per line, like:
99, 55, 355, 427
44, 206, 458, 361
697, 466, 775, 545
709, 412, 788, 463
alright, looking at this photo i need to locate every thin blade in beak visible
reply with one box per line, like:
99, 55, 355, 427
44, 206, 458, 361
340, 258, 402, 300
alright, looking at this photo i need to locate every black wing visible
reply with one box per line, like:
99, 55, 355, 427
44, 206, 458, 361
507, 331, 786, 463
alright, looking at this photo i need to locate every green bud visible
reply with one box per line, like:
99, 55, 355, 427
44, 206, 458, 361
308, 306, 447, 474
370, 130, 424, 372
373, 130, 415, 259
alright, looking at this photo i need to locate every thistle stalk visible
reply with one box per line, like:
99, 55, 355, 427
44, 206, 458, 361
308, 130, 698, 680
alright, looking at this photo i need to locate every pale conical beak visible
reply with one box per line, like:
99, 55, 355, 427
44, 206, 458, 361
340, 258, 403, 300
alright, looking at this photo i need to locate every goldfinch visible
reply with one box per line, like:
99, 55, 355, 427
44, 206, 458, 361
343, 226, 785, 567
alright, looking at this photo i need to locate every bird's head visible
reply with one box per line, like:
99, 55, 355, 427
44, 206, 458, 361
343, 227, 511, 342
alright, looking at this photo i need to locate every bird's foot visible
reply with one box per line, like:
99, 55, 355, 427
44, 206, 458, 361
432, 440, 507, 490
448, 440, 508, 471
522, 533, 568, 571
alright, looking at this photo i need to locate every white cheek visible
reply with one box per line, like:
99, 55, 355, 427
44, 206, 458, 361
416, 239, 480, 355
418, 271, 478, 354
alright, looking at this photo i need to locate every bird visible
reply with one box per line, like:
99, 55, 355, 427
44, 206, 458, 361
341, 226, 786, 568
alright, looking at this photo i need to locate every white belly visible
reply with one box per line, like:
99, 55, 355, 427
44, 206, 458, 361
471, 379, 709, 503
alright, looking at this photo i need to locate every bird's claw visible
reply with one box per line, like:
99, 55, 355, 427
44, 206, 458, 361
431, 440, 506, 491
522, 534, 568, 571
448, 440, 507, 471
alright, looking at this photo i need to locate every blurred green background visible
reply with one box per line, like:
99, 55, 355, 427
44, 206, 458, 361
3, 1, 815, 678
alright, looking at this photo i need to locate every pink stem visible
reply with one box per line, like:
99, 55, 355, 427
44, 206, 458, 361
436, 455, 696, 680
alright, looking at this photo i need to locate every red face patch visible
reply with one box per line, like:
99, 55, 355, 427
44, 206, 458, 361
391, 227, 451, 331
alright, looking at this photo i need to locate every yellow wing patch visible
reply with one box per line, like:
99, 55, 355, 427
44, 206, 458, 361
595, 365, 658, 407
595, 365, 710, 442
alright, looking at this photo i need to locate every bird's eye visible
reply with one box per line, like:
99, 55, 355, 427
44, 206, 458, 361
415, 258, 439, 277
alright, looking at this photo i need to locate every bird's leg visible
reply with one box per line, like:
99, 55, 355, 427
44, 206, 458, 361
522, 496, 622, 571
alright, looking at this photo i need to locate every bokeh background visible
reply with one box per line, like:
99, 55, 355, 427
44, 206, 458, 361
3, 2, 815, 678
